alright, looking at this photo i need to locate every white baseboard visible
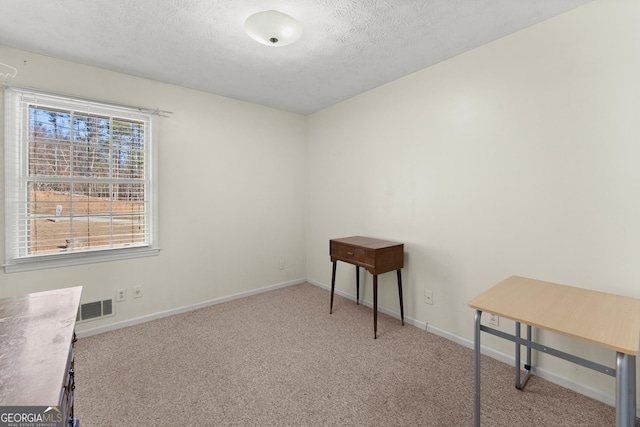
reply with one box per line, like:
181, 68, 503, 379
77, 278, 305, 339
307, 279, 619, 412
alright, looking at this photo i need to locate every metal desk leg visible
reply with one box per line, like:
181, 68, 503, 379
526, 325, 532, 376
397, 269, 404, 326
615, 353, 637, 427
356, 266, 360, 304
330, 261, 337, 314
474, 310, 482, 427
631, 355, 637, 426
515, 322, 532, 390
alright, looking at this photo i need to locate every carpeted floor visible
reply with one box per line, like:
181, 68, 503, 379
75, 282, 619, 426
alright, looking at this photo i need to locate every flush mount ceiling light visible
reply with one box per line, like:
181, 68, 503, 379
244, 10, 302, 47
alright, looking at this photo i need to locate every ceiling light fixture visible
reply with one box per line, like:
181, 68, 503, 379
244, 10, 302, 47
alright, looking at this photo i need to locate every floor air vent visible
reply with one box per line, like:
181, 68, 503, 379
77, 299, 114, 322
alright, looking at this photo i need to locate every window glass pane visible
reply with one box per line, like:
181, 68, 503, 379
113, 119, 145, 179
30, 107, 71, 144
29, 107, 71, 177
112, 183, 146, 246
28, 182, 71, 254
72, 114, 111, 178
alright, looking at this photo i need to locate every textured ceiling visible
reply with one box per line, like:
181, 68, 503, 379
0, 0, 593, 115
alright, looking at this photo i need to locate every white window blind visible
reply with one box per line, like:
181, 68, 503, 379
4, 87, 159, 272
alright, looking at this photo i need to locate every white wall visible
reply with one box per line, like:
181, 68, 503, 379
305, 0, 640, 405
0, 45, 307, 333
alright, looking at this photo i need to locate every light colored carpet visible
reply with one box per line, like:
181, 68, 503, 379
75, 282, 618, 426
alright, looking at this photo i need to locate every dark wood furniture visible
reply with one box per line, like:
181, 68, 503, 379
0, 286, 82, 427
330, 236, 404, 338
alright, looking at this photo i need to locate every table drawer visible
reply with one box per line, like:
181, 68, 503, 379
330, 241, 375, 266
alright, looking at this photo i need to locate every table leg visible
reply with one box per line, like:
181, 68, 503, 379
615, 353, 637, 427
373, 274, 378, 339
330, 261, 337, 314
474, 310, 482, 427
397, 269, 404, 326
526, 325, 532, 372
356, 266, 360, 305
630, 355, 637, 426
516, 322, 521, 388
515, 323, 532, 390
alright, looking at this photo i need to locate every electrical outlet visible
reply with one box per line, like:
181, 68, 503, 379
279, 260, 286, 270
424, 290, 433, 305
488, 313, 499, 326
116, 288, 126, 302
133, 285, 143, 299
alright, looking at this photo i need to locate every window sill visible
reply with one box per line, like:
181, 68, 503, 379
3, 246, 160, 273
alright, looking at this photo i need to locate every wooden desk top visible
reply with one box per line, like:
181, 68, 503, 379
0, 286, 82, 406
468, 276, 640, 355
330, 236, 402, 250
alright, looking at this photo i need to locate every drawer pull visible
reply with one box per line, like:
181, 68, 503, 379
347, 252, 354, 255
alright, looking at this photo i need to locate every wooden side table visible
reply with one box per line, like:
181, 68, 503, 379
330, 236, 404, 338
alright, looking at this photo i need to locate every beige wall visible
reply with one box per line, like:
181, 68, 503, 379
0, 45, 308, 333
305, 0, 640, 405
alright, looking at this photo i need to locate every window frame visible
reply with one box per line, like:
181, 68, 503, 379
3, 87, 159, 273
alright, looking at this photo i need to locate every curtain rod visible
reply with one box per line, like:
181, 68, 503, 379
5, 84, 173, 118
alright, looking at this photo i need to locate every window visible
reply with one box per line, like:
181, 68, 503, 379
4, 87, 158, 272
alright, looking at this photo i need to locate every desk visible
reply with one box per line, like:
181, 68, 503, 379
468, 276, 640, 427
330, 236, 404, 339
